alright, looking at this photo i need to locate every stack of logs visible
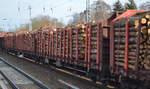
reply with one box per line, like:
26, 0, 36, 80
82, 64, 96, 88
72, 27, 76, 59
77, 25, 86, 60
53, 30, 57, 58
44, 31, 49, 57
136, 14, 150, 70
114, 19, 138, 71
37, 30, 42, 56
90, 25, 99, 67
114, 14, 150, 72
57, 29, 62, 58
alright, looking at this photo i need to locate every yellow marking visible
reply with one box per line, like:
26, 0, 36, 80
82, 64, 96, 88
107, 85, 115, 89
55, 68, 92, 81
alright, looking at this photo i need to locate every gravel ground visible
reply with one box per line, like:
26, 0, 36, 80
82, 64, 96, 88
0, 51, 110, 89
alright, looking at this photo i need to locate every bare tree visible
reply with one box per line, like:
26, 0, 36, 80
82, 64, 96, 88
139, 1, 150, 10
15, 15, 64, 31
125, 0, 137, 9
113, 0, 124, 12
70, 0, 111, 25
91, 0, 111, 22
0, 28, 4, 33
31, 15, 64, 30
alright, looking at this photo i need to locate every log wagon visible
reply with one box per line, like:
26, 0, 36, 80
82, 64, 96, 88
110, 10, 150, 88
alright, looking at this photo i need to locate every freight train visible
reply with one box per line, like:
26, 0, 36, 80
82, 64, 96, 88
0, 10, 150, 89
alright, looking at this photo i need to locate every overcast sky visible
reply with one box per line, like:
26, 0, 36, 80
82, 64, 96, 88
0, 0, 149, 31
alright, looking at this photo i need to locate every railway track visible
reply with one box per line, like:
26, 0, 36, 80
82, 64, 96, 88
0, 51, 113, 89
0, 57, 51, 89
0, 70, 18, 89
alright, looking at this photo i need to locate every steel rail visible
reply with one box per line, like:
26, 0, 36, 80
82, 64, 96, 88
0, 70, 19, 89
0, 57, 51, 89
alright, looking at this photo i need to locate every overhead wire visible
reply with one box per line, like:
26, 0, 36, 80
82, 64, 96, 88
16, 0, 83, 27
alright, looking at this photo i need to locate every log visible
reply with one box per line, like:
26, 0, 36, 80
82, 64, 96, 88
145, 14, 150, 19
134, 20, 139, 29
144, 63, 150, 70
91, 49, 97, 52
148, 29, 150, 34
128, 65, 135, 70
141, 18, 147, 24
129, 49, 137, 52
114, 51, 136, 56
91, 29, 98, 34
128, 60, 136, 64
114, 44, 137, 49
115, 55, 137, 60
115, 61, 124, 67
115, 61, 135, 69
115, 31, 137, 36
114, 27, 126, 32
90, 55, 97, 59
91, 37, 97, 41
141, 26, 147, 34
128, 56, 137, 60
